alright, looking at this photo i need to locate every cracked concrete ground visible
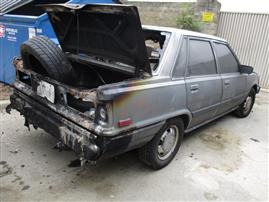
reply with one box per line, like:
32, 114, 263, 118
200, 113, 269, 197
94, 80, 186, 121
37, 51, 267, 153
0, 92, 268, 201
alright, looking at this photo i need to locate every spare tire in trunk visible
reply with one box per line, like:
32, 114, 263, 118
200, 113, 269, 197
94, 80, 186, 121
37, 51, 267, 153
20, 35, 75, 83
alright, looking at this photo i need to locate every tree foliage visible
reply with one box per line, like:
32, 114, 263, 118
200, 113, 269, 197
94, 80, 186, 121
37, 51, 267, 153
176, 5, 201, 32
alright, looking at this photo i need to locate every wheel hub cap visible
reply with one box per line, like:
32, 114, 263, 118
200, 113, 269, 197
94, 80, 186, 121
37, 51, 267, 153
157, 125, 179, 160
243, 96, 252, 112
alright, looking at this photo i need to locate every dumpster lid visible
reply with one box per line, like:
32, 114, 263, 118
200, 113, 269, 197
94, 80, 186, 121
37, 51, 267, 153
42, 4, 151, 76
0, 0, 34, 15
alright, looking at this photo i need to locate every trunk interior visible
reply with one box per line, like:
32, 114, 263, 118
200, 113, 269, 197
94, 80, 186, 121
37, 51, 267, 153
66, 29, 170, 89
70, 60, 132, 89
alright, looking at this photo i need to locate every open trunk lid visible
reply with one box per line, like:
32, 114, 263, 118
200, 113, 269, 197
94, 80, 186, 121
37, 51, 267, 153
41, 4, 152, 76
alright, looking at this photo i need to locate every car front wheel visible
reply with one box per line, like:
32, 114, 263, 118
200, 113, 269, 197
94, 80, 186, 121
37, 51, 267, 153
138, 118, 184, 170
235, 88, 256, 118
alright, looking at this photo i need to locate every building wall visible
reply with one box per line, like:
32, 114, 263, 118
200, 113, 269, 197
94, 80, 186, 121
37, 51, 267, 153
217, 12, 269, 88
124, 0, 221, 35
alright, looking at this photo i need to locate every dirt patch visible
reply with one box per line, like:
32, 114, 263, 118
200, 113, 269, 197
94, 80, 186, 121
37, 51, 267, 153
198, 127, 242, 172
204, 192, 218, 200
250, 138, 260, 143
0, 83, 12, 100
11, 175, 22, 183
0, 161, 28, 192
199, 128, 238, 150
0, 161, 7, 165
21, 185, 30, 191
95, 183, 116, 200
0, 187, 23, 201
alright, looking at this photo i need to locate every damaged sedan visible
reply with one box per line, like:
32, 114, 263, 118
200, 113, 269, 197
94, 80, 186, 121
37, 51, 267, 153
7, 4, 260, 169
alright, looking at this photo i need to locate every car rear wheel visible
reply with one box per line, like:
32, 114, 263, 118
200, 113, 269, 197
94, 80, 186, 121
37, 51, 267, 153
234, 88, 256, 118
138, 118, 184, 170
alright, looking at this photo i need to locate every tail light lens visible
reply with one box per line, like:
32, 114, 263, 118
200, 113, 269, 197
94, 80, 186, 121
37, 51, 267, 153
118, 118, 132, 127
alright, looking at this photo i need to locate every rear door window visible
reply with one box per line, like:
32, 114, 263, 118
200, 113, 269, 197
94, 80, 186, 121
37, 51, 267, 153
188, 39, 217, 76
213, 43, 239, 73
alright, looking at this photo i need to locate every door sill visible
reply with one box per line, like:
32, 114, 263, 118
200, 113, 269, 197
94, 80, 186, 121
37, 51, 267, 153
184, 106, 239, 133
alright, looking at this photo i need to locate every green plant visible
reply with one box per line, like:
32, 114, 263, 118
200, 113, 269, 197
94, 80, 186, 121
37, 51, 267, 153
176, 4, 202, 32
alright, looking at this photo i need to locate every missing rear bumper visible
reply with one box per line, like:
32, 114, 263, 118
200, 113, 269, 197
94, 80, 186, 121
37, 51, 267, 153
6, 92, 101, 161
6, 89, 164, 162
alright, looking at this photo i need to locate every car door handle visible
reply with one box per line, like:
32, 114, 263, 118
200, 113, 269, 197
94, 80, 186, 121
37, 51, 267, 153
224, 80, 230, 85
190, 84, 199, 91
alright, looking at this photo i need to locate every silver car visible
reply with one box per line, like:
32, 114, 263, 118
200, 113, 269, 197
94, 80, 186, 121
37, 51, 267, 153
7, 4, 260, 169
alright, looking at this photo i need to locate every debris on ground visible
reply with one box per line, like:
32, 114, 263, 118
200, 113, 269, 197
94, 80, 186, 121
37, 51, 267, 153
0, 161, 7, 165
0, 163, 13, 177
9, 149, 19, 154
21, 185, 30, 191
250, 138, 260, 142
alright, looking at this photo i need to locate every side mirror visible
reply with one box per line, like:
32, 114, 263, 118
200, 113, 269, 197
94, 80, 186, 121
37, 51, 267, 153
239, 65, 253, 74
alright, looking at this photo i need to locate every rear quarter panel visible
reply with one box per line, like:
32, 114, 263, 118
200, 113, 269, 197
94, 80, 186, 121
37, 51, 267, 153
98, 77, 190, 133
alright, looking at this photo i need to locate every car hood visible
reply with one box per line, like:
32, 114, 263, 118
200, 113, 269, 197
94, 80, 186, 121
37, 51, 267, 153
42, 4, 151, 76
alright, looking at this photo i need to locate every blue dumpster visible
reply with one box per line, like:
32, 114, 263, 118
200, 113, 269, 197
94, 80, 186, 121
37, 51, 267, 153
0, 0, 118, 84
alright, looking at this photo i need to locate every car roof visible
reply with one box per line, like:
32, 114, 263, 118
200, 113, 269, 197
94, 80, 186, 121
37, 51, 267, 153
143, 25, 227, 43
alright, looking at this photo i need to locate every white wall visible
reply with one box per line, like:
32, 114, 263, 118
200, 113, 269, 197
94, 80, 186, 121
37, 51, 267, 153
129, 0, 269, 13
218, 0, 269, 13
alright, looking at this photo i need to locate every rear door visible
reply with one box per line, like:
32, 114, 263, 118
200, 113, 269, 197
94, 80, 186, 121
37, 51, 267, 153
212, 42, 247, 115
185, 38, 222, 128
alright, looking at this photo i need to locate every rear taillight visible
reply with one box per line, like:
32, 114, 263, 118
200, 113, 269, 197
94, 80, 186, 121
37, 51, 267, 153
118, 118, 132, 127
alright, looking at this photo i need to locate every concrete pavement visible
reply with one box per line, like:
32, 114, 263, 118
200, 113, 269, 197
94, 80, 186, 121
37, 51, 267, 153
0, 92, 268, 201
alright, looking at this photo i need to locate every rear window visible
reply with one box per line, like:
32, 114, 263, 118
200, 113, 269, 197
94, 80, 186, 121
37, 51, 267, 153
188, 39, 217, 76
213, 43, 239, 73
143, 30, 171, 72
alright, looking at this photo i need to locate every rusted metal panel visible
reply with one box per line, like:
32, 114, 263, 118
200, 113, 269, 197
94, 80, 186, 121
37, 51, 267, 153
217, 12, 269, 89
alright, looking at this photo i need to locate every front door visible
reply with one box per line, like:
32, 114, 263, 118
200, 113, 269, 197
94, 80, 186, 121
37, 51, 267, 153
212, 42, 247, 115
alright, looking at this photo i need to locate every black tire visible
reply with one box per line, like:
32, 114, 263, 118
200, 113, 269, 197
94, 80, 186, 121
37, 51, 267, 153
234, 88, 256, 118
138, 118, 184, 170
21, 35, 75, 83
